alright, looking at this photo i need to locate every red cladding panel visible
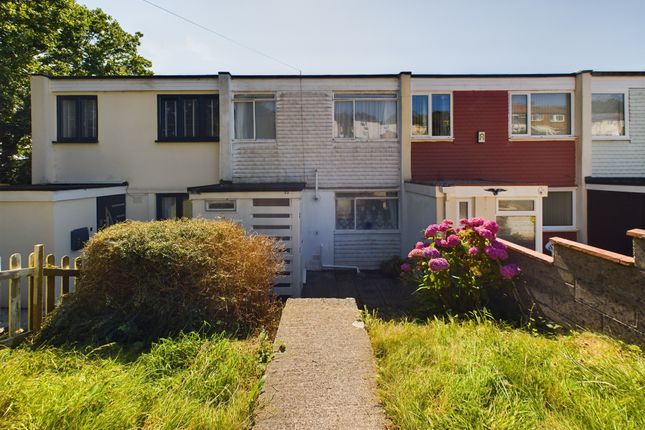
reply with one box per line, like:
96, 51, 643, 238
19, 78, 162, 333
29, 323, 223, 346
411, 91, 576, 187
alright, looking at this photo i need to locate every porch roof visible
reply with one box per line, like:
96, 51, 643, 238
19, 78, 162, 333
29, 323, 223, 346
187, 181, 306, 194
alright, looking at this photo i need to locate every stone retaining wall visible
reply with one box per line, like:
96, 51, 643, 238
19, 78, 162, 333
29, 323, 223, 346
500, 229, 645, 346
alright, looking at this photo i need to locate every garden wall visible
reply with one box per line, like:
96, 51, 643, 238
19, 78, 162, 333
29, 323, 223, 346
500, 229, 645, 346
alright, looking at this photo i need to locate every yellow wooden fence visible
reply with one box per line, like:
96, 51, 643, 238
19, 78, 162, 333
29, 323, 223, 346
0, 244, 80, 341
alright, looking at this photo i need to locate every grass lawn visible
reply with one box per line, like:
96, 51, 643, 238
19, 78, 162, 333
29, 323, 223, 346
0, 332, 271, 429
367, 315, 645, 430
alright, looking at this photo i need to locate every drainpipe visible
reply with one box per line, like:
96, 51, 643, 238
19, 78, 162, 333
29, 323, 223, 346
314, 169, 319, 201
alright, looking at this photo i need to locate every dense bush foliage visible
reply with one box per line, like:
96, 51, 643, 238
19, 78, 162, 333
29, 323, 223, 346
402, 218, 520, 314
36, 219, 283, 345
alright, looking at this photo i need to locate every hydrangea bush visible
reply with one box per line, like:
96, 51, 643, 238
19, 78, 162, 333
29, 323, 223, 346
402, 217, 521, 313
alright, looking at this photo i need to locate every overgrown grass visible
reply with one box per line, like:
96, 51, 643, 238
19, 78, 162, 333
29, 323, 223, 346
0, 332, 271, 429
367, 315, 645, 430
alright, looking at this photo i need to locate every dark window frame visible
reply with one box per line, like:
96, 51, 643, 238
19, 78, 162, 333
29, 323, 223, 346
55, 95, 98, 143
156, 193, 190, 220
157, 94, 219, 142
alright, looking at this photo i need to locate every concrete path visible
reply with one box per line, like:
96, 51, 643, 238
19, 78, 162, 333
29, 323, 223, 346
254, 298, 386, 430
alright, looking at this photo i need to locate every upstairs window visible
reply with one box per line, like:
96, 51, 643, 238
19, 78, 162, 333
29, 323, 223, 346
592, 93, 626, 137
157, 95, 219, 141
511, 92, 572, 137
56, 96, 97, 142
234, 94, 276, 140
333, 93, 398, 140
412, 94, 452, 137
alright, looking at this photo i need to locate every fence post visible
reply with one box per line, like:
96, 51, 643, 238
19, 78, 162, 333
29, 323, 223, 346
8, 253, 22, 336
45, 253, 56, 314
61, 255, 70, 296
29, 244, 45, 331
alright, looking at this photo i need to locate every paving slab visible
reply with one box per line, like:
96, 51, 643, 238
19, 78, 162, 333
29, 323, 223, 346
254, 298, 386, 430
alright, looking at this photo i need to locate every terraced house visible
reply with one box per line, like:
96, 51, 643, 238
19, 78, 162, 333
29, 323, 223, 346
0, 70, 643, 296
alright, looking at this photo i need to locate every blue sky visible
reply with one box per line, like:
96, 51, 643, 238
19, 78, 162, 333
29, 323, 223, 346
79, 0, 645, 75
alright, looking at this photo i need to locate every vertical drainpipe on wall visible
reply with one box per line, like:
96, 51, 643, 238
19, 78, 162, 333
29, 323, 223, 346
218, 72, 233, 183
30, 75, 53, 184
575, 71, 593, 243
399, 72, 412, 257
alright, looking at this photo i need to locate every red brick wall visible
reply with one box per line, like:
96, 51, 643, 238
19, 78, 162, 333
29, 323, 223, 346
411, 91, 576, 187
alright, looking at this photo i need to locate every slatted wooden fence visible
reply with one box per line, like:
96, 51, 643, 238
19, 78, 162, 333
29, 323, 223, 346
0, 244, 80, 342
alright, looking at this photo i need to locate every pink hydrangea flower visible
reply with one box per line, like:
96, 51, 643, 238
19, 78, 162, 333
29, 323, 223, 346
441, 219, 454, 225
491, 239, 506, 250
415, 241, 425, 250
444, 234, 460, 248
454, 227, 462, 233
459, 218, 469, 226
408, 248, 424, 258
483, 220, 499, 235
422, 246, 441, 259
484, 245, 509, 260
500, 263, 521, 279
468, 217, 485, 227
468, 246, 479, 255
429, 258, 449, 272
436, 239, 448, 248
438, 222, 451, 232
400, 263, 411, 272
425, 224, 440, 238
475, 226, 495, 240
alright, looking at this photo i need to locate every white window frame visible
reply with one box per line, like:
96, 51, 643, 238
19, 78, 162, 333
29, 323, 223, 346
233, 93, 276, 141
591, 91, 630, 140
334, 190, 400, 233
542, 187, 576, 231
411, 92, 453, 139
495, 197, 542, 252
456, 198, 473, 220
332, 93, 399, 141
205, 199, 236, 212
508, 91, 574, 138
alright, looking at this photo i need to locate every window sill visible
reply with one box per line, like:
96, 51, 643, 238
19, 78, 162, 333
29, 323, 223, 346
412, 137, 454, 143
334, 229, 400, 234
543, 226, 578, 232
592, 136, 630, 142
233, 139, 277, 144
52, 140, 98, 144
509, 136, 577, 142
332, 138, 399, 143
156, 139, 219, 143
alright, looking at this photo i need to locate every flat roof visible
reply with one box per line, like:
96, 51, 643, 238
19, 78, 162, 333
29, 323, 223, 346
188, 182, 306, 193
0, 182, 128, 191
33, 70, 645, 80
585, 177, 645, 186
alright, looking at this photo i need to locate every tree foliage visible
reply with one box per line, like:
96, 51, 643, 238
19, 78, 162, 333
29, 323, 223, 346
0, 0, 152, 183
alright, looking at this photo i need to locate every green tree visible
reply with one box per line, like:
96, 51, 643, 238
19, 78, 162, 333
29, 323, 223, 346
0, 0, 152, 184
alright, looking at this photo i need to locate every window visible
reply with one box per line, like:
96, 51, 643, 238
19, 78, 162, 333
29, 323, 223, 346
157, 95, 218, 141
234, 94, 276, 140
592, 93, 626, 137
510, 92, 572, 136
334, 94, 398, 140
56, 96, 97, 142
496, 198, 539, 250
457, 199, 472, 220
156, 194, 192, 219
543, 190, 574, 228
412, 94, 451, 137
335, 191, 398, 230
206, 200, 236, 211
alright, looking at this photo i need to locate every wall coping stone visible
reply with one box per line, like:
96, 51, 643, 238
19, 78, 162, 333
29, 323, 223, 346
627, 229, 645, 239
550, 237, 635, 266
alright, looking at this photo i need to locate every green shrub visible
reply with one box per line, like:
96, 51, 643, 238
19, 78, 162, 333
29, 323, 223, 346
403, 218, 520, 315
36, 219, 283, 345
